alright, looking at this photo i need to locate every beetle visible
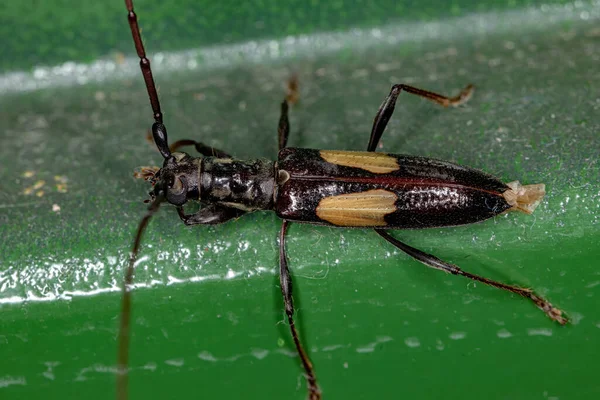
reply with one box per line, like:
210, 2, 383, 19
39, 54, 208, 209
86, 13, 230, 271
118, 1, 567, 399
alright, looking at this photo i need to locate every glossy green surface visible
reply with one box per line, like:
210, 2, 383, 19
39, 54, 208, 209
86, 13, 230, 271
1, 1, 599, 400
0, 0, 578, 71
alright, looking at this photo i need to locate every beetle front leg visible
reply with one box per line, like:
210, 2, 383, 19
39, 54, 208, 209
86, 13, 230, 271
177, 204, 245, 225
279, 220, 321, 400
367, 83, 474, 151
374, 229, 567, 325
278, 100, 290, 151
278, 75, 298, 151
169, 139, 232, 158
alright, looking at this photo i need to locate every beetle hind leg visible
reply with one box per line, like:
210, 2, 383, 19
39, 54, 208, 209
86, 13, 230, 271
374, 229, 567, 325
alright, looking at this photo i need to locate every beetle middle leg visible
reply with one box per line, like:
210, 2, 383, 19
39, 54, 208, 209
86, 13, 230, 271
167, 75, 300, 157
279, 220, 321, 400
367, 83, 473, 152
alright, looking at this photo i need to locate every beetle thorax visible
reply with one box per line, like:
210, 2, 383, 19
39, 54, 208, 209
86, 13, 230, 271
200, 157, 276, 211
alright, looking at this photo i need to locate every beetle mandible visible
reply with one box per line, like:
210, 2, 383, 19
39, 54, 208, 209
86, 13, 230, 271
118, 1, 567, 399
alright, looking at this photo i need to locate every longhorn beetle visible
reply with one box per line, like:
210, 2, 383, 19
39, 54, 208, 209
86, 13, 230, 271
119, 1, 567, 399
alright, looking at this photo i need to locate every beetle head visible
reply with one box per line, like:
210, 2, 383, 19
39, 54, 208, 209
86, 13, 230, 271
149, 152, 200, 206
140, 122, 200, 207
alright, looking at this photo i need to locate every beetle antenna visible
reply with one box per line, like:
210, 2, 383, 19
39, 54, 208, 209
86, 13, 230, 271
117, 194, 163, 400
124, 0, 172, 160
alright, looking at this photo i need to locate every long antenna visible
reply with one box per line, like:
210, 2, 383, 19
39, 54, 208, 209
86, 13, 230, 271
119, 1, 172, 398
124, 0, 162, 124
116, 196, 163, 400
124, 0, 172, 160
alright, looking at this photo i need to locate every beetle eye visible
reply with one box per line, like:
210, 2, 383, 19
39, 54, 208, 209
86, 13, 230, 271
165, 176, 187, 206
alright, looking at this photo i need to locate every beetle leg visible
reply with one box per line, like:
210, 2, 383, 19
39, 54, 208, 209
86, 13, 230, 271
278, 75, 298, 150
169, 139, 232, 158
279, 220, 321, 400
374, 229, 567, 325
367, 83, 474, 152
176, 204, 245, 225
278, 100, 290, 151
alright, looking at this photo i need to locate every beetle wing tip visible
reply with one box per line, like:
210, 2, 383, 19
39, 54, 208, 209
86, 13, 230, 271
503, 181, 546, 214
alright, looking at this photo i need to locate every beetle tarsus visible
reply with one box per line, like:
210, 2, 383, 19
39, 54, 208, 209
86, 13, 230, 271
528, 292, 568, 325
456, 270, 567, 325
286, 74, 300, 105
448, 83, 475, 107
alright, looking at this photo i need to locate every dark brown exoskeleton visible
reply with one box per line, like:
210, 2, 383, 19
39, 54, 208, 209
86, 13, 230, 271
119, 1, 567, 399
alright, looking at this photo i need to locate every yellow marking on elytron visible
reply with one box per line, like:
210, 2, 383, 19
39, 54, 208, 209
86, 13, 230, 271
320, 150, 399, 174
316, 189, 398, 227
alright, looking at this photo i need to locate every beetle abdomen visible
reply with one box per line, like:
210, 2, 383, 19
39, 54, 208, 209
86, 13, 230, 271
275, 148, 542, 229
